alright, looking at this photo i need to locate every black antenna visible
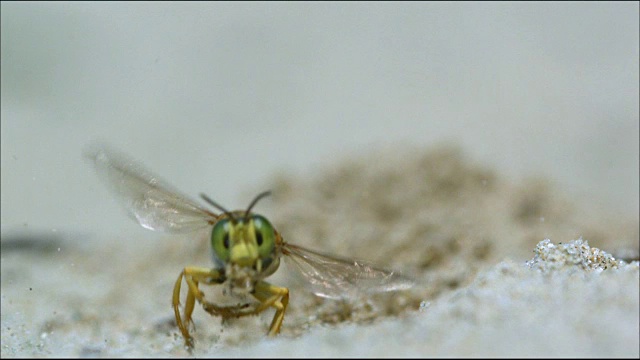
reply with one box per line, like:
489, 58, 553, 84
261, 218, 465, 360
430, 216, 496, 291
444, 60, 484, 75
200, 193, 237, 222
245, 191, 272, 217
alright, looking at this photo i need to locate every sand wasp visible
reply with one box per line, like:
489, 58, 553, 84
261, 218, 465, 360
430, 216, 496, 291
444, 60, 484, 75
86, 145, 414, 349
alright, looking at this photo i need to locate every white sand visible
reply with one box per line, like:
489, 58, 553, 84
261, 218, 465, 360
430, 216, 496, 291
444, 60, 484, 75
1, 145, 637, 357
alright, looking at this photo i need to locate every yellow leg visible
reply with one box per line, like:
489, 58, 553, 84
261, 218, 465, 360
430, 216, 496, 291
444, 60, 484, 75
252, 281, 290, 336
172, 269, 289, 349
172, 267, 223, 350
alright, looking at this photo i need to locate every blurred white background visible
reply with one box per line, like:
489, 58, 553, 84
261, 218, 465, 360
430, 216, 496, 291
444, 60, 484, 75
1, 2, 638, 239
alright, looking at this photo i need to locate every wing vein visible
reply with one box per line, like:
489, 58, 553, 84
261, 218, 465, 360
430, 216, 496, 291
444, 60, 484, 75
86, 145, 217, 233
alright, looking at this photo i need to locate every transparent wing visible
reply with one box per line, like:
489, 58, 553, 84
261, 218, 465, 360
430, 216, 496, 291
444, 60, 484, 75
85, 144, 217, 233
282, 243, 415, 300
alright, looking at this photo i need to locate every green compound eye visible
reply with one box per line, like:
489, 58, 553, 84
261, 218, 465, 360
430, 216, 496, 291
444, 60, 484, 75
252, 215, 276, 258
211, 219, 231, 261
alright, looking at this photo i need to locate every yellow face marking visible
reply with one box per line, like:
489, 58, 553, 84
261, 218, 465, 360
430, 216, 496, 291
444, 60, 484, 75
229, 219, 259, 267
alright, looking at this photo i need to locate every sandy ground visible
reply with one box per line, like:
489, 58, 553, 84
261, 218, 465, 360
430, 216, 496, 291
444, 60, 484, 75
1, 145, 638, 357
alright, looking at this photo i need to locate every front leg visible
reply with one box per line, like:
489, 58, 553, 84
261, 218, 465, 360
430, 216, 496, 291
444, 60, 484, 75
172, 266, 224, 350
200, 282, 289, 337
252, 280, 290, 336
